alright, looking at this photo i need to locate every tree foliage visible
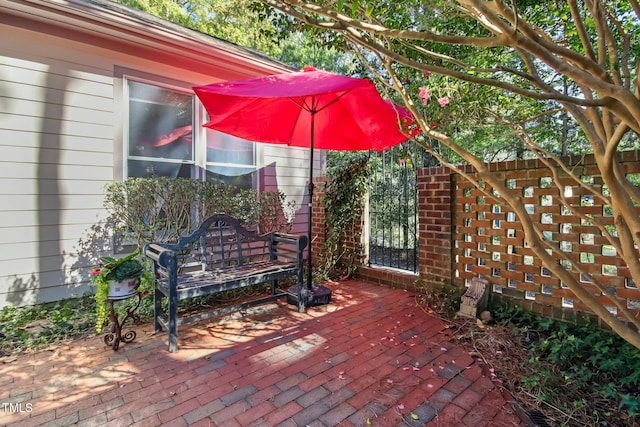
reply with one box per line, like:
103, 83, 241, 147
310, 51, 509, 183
116, 0, 282, 55
257, 0, 640, 350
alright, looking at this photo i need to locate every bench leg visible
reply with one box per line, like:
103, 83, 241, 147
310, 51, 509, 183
154, 288, 163, 333
168, 290, 178, 352
272, 279, 278, 295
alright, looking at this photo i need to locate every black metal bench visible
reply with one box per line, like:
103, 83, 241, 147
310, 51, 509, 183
143, 214, 308, 352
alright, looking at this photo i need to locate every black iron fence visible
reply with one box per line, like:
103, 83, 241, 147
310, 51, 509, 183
368, 141, 435, 272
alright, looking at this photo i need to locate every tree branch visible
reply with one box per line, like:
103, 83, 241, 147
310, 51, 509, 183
568, 0, 596, 62
343, 29, 613, 107
263, 0, 509, 46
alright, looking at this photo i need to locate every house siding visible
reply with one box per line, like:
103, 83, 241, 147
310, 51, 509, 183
0, 4, 317, 308
262, 146, 324, 235
0, 28, 116, 306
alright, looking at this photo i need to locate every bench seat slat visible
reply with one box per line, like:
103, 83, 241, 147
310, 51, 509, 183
176, 260, 296, 290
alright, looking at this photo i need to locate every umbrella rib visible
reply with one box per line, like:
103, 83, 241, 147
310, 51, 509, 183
288, 89, 354, 114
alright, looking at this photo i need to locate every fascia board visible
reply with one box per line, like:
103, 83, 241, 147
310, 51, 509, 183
1, 0, 293, 77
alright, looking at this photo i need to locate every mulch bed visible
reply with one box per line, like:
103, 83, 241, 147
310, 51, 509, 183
443, 315, 638, 427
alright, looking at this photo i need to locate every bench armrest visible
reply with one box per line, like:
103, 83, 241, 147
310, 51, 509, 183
270, 233, 307, 267
143, 243, 177, 270
273, 233, 308, 247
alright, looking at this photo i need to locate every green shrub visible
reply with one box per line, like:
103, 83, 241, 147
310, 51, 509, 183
104, 177, 295, 248
317, 155, 369, 280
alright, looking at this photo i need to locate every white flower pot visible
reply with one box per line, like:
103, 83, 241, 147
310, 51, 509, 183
108, 278, 139, 300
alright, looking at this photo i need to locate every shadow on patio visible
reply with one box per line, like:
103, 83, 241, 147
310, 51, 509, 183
0, 280, 527, 427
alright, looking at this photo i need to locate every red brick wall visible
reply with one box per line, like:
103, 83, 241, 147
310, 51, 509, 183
417, 167, 453, 287
451, 151, 640, 325
313, 151, 640, 325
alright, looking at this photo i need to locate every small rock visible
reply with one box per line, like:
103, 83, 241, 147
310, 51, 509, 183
479, 310, 492, 321
23, 319, 54, 337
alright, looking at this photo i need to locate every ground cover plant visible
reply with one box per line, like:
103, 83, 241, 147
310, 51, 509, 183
0, 281, 289, 357
414, 277, 639, 425
451, 301, 640, 426
0, 297, 96, 357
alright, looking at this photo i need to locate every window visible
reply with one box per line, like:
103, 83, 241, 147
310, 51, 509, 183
205, 130, 256, 188
126, 80, 195, 179
125, 79, 256, 188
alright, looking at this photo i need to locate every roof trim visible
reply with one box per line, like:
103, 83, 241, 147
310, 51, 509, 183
1, 0, 293, 78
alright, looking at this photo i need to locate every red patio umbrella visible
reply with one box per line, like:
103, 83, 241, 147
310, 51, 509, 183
193, 67, 412, 301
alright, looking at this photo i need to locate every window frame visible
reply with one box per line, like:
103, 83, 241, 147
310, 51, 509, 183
117, 68, 259, 187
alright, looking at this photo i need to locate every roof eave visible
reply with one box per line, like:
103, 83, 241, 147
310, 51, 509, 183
1, 0, 293, 77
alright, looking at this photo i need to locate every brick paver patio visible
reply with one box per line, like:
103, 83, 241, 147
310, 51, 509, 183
0, 280, 528, 426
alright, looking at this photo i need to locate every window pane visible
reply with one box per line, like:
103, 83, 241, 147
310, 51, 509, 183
128, 81, 193, 162
128, 160, 192, 178
206, 167, 256, 189
206, 129, 255, 166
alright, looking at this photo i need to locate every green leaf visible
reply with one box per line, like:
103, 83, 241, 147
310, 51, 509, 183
411, 413, 419, 420
365, 3, 374, 17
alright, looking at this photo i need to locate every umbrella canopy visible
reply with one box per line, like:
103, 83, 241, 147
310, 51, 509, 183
193, 67, 410, 151
194, 67, 412, 296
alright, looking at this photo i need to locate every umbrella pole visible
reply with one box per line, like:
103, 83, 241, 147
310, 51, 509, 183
307, 112, 315, 291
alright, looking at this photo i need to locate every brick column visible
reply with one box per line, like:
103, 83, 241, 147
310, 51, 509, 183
417, 167, 453, 286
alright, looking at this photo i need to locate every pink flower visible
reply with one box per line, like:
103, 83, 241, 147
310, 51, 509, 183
423, 71, 431, 78
91, 269, 101, 276
418, 86, 430, 105
437, 96, 450, 107
430, 122, 437, 128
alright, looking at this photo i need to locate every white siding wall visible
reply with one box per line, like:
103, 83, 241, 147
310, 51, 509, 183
261, 145, 325, 235
0, 28, 115, 307
0, 23, 316, 308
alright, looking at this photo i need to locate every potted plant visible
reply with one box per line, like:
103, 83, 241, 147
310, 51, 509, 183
91, 250, 146, 332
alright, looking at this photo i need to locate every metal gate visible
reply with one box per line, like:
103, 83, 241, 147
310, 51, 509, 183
368, 141, 435, 272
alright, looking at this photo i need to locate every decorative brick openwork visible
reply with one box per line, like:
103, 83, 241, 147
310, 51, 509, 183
452, 151, 640, 323
313, 151, 640, 324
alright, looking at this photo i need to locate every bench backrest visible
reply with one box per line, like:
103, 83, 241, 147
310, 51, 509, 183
160, 214, 273, 273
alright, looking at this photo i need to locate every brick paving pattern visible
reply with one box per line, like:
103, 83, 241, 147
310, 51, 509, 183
0, 280, 528, 426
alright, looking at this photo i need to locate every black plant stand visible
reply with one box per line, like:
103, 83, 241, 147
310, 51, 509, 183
104, 292, 142, 351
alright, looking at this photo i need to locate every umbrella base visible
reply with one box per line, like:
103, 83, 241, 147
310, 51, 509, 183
286, 284, 332, 307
